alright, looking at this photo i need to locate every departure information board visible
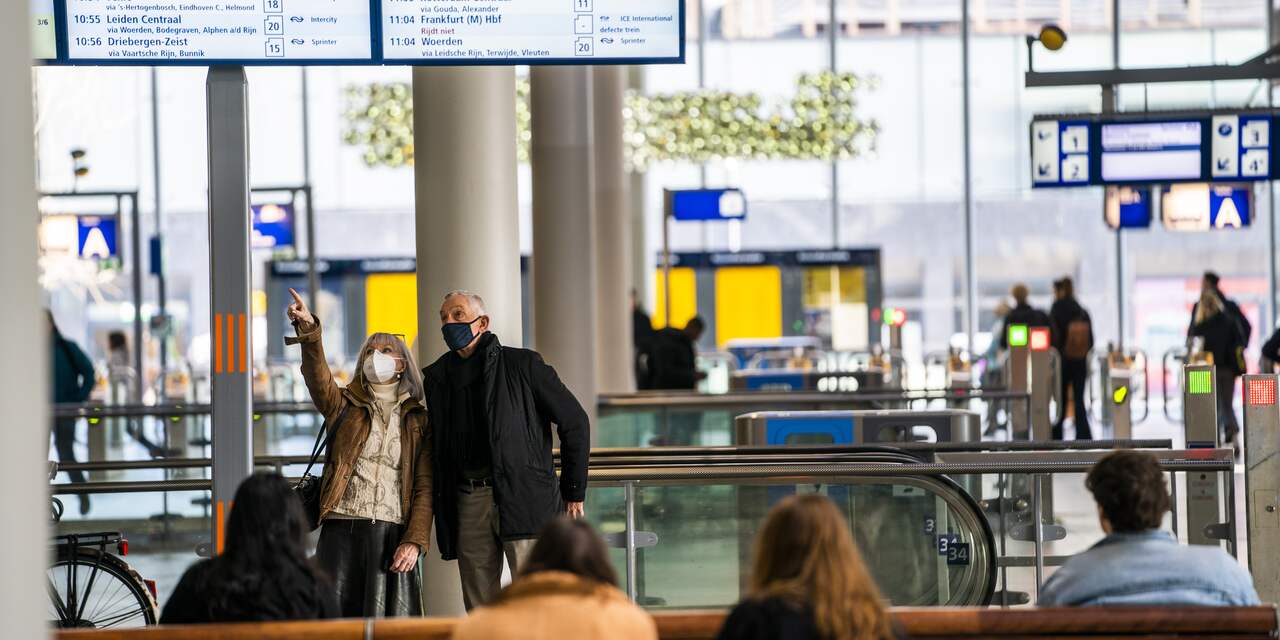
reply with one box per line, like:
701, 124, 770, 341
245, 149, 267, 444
1031, 111, 1280, 188
32, 0, 57, 60
64, 0, 375, 63
380, 0, 683, 63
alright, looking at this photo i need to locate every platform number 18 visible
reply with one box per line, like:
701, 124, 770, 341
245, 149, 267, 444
265, 0, 283, 12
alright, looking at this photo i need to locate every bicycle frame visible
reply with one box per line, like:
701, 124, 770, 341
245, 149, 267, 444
48, 532, 128, 629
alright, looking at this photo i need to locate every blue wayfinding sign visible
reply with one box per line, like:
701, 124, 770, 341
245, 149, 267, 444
667, 188, 748, 221
252, 203, 296, 249
1209, 185, 1251, 228
77, 216, 118, 259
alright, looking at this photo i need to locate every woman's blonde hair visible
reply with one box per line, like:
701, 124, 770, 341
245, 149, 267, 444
1195, 291, 1223, 327
749, 495, 893, 640
352, 332, 424, 403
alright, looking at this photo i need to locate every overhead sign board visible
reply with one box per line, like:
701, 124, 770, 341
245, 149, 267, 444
1031, 111, 1280, 187
666, 188, 748, 221
1104, 186, 1152, 229
1162, 183, 1252, 231
64, 0, 375, 63
251, 203, 295, 249
77, 216, 119, 259
47, 0, 685, 65
381, 0, 684, 64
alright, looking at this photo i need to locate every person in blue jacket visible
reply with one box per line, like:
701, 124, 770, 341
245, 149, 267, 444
49, 311, 97, 514
1038, 450, 1259, 607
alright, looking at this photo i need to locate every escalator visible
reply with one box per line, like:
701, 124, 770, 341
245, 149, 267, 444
581, 449, 997, 608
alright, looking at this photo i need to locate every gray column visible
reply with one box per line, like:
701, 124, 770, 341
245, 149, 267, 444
627, 67, 652, 317
206, 66, 254, 554
593, 66, 632, 393
0, 3, 46, 635
531, 67, 599, 428
412, 67, 521, 617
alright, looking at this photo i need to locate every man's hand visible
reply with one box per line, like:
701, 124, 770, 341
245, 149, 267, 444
566, 501, 585, 519
390, 542, 421, 573
286, 288, 316, 329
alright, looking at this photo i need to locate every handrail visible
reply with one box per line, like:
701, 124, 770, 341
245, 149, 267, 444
48, 440, 1176, 475
50, 450, 1233, 495
53, 607, 1280, 640
599, 389, 1027, 408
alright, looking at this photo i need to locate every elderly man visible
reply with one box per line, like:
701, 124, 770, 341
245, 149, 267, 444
422, 290, 590, 610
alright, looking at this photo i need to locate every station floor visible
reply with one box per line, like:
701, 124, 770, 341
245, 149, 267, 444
52, 407, 1251, 613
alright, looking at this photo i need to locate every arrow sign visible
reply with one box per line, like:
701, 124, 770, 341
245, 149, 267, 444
1038, 164, 1051, 176
290, 16, 303, 22
1217, 158, 1231, 171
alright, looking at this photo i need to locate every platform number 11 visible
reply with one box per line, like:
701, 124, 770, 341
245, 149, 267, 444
576, 0, 593, 11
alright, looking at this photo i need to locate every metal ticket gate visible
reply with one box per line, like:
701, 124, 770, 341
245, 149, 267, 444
1243, 374, 1280, 602
1005, 325, 1058, 441
734, 410, 980, 447
1097, 348, 1149, 440
1183, 364, 1229, 547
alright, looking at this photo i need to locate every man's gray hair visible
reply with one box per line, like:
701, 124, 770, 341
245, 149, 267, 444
443, 290, 488, 316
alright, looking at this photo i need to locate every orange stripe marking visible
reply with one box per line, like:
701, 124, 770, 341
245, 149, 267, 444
226, 314, 235, 376
239, 314, 247, 373
215, 500, 225, 555
213, 314, 223, 373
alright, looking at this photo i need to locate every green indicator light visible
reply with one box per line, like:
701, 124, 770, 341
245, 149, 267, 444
1008, 325, 1029, 347
1187, 370, 1212, 395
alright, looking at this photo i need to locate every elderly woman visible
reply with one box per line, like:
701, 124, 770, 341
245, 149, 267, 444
285, 288, 432, 617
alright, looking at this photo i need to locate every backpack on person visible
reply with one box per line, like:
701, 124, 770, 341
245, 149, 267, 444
1063, 318, 1091, 360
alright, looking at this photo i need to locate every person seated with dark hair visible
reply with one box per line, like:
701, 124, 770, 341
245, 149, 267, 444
453, 517, 656, 640
1038, 450, 1259, 606
718, 494, 897, 640
161, 473, 338, 623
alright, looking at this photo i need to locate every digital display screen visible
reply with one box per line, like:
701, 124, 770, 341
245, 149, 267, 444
380, 0, 683, 63
1162, 183, 1252, 231
64, 0, 375, 63
1101, 121, 1202, 183
31, 0, 57, 60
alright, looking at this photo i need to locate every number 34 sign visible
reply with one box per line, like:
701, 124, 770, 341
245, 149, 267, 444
936, 534, 971, 566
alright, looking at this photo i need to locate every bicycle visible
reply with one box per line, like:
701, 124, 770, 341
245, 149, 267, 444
48, 462, 158, 629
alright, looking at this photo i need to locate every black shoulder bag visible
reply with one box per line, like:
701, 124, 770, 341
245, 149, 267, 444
294, 405, 350, 531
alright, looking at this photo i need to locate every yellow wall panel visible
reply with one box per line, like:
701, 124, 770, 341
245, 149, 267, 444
365, 273, 419, 349
653, 268, 697, 329
715, 266, 782, 347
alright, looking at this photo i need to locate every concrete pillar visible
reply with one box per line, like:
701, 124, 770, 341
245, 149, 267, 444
0, 4, 48, 637
593, 66, 632, 393
412, 66, 521, 617
531, 67, 599, 430
627, 67, 653, 314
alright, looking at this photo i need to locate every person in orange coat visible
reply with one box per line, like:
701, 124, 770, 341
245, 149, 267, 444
453, 518, 657, 640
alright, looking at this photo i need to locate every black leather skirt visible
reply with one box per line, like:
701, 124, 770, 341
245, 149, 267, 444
316, 519, 422, 618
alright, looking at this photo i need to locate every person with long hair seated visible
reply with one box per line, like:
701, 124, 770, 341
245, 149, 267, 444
160, 473, 338, 623
453, 518, 656, 640
717, 494, 897, 640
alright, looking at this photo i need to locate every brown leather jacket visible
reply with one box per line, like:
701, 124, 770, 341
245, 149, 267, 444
287, 322, 433, 551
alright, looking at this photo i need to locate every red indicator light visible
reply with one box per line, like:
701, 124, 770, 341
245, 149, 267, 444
119, 539, 129, 556
1248, 378, 1277, 406
1029, 327, 1051, 352
892, 309, 907, 327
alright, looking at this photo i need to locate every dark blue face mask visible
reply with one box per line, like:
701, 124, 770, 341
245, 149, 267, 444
442, 316, 483, 352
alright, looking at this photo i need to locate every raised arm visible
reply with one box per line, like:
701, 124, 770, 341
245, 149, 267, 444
284, 288, 344, 417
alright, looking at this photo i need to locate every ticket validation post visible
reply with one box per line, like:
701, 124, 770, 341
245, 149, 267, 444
1183, 364, 1227, 547
1028, 327, 1054, 441
1109, 368, 1134, 440
1243, 374, 1280, 601
1007, 325, 1031, 439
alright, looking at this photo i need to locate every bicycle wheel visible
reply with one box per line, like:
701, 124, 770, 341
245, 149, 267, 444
48, 546, 157, 629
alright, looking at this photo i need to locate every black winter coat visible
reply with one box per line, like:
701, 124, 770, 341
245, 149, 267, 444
999, 303, 1053, 349
1191, 312, 1246, 376
650, 328, 698, 390
422, 333, 591, 561
1049, 297, 1094, 360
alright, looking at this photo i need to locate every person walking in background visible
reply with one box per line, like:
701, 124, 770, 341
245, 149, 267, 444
161, 473, 339, 623
1189, 271, 1251, 351
716, 494, 897, 640
1189, 292, 1246, 449
423, 290, 590, 610
49, 311, 96, 515
999, 283, 1053, 349
285, 289, 433, 618
106, 331, 129, 370
632, 290, 656, 391
1050, 277, 1094, 440
453, 518, 657, 640
1037, 451, 1258, 606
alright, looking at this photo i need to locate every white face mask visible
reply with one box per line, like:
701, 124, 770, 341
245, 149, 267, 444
363, 350, 401, 384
